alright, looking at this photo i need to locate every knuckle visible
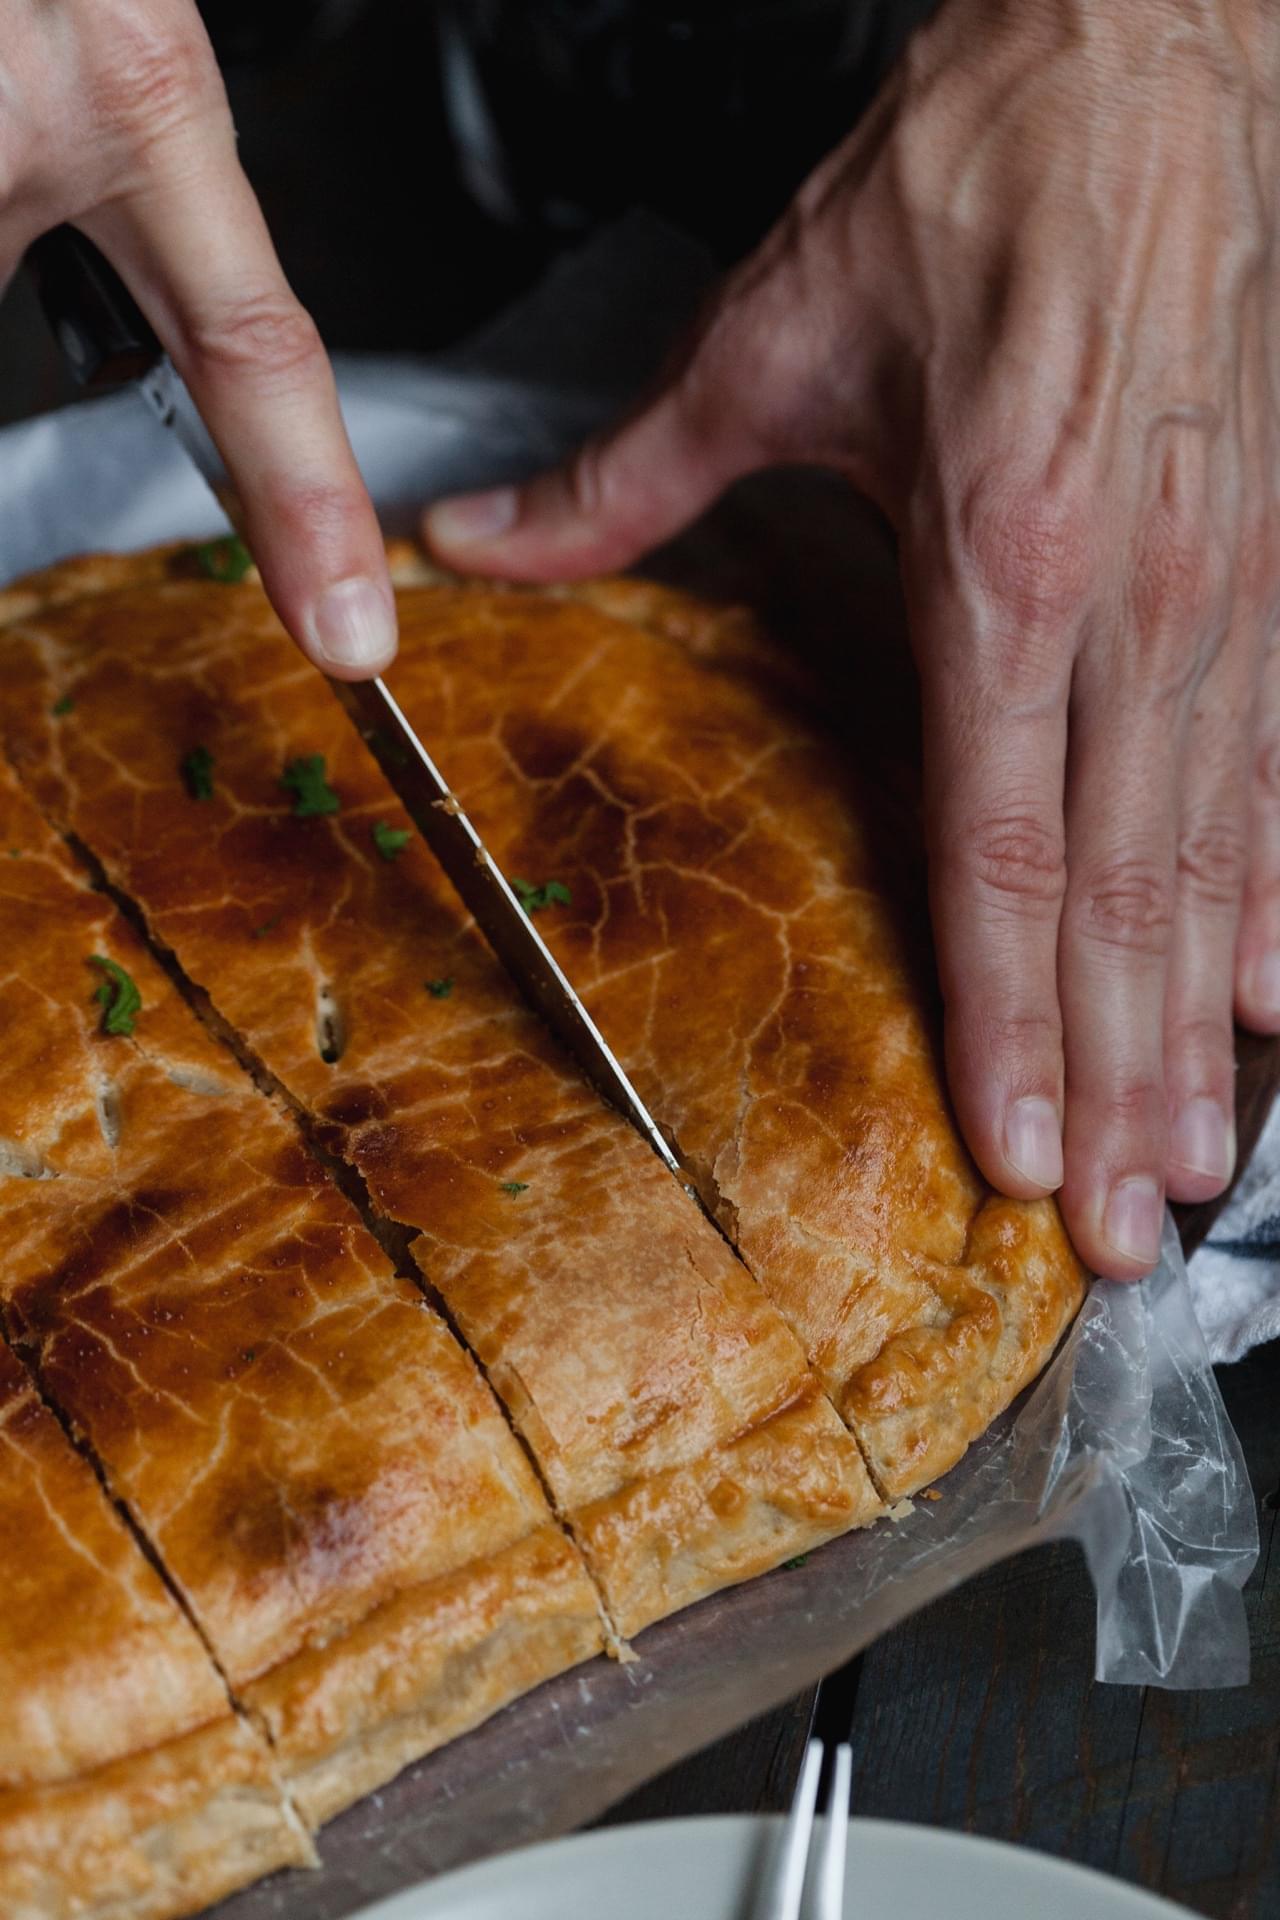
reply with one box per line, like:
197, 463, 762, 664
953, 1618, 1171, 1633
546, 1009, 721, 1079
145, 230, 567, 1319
266, 479, 369, 547
981, 1006, 1064, 1062
93, 12, 220, 144
964, 811, 1067, 914
1238, 508, 1280, 617
1253, 732, 1280, 806
960, 473, 1092, 633
1102, 1076, 1167, 1138
1167, 1013, 1233, 1077
183, 293, 324, 385
1131, 512, 1228, 653
1176, 811, 1245, 909
1076, 858, 1174, 956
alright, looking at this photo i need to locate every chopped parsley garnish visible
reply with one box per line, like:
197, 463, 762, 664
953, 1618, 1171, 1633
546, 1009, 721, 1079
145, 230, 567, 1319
90, 955, 141, 1037
425, 976, 454, 999
782, 1555, 809, 1571
181, 745, 215, 801
372, 819, 412, 862
241, 1348, 257, 1364
251, 914, 281, 940
51, 693, 75, 716
281, 755, 340, 817
501, 1180, 529, 1196
195, 535, 253, 583
512, 877, 572, 915
7, 848, 19, 859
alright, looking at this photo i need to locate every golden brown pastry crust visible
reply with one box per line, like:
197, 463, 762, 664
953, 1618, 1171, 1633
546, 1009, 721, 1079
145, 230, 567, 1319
0, 537, 1085, 1920
366, 574, 1087, 1496
0, 557, 880, 1647
0, 761, 605, 1839
0, 1340, 311, 1919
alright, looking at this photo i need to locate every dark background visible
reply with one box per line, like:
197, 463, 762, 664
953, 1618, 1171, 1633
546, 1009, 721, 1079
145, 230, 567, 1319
0, 0, 922, 427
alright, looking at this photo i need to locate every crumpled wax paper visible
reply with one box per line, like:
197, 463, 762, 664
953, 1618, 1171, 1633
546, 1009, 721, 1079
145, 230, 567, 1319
0, 219, 1260, 1915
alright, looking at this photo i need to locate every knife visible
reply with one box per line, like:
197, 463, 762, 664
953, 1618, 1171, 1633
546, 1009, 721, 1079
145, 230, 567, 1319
27, 225, 684, 1181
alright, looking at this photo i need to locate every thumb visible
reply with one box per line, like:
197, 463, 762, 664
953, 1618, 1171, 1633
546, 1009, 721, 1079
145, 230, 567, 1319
422, 364, 762, 582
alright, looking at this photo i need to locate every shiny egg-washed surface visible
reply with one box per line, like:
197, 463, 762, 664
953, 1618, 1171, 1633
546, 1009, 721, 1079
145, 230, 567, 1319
0, 761, 604, 1910
0, 1326, 310, 1919
0, 548, 893, 1917
0, 541, 1085, 1916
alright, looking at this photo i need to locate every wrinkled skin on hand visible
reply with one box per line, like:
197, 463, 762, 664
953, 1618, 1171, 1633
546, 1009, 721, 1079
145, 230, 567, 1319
0, 0, 394, 676
427, 0, 1280, 1282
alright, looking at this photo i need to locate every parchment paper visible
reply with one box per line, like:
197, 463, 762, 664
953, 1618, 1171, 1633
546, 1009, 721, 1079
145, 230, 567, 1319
0, 214, 1260, 1917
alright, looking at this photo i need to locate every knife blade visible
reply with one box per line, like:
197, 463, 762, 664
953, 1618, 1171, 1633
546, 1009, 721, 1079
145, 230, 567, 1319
331, 675, 683, 1177
29, 226, 684, 1182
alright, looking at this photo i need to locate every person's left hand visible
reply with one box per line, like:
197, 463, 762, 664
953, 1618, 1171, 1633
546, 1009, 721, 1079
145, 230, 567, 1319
422, 0, 1280, 1282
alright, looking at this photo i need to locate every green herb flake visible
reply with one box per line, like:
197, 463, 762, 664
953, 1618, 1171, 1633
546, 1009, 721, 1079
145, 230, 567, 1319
372, 819, 412, 862
195, 535, 254, 583
782, 1555, 809, 1571
500, 1180, 530, 1196
425, 976, 454, 999
181, 745, 215, 801
512, 877, 572, 915
51, 693, 75, 717
241, 1348, 257, 1365
90, 955, 142, 1037
280, 754, 340, 818
250, 914, 282, 940
7, 848, 20, 859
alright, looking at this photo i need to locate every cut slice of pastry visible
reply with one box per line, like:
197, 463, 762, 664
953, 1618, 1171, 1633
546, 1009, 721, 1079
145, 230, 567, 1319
0, 555, 881, 1642
377, 564, 1088, 1496
0, 761, 604, 1829
0, 1337, 311, 1920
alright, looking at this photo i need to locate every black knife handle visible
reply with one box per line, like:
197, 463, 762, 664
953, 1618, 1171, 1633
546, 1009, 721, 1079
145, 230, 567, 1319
26, 227, 162, 390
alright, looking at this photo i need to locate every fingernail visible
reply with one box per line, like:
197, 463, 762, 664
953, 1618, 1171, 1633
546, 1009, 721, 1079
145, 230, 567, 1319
1004, 1096, 1063, 1190
308, 577, 397, 672
426, 487, 518, 550
1103, 1176, 1163, 1268
1169, 1097, 1235, 1184
1247, 951, 1280, 1024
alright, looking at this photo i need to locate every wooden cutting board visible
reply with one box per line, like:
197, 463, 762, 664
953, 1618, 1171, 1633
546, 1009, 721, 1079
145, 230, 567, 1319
649, 467, 1280, 1256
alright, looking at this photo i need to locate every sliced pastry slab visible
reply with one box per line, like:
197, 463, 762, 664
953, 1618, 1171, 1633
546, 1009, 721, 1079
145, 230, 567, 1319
374, 571, 1087, 1496
0, 760, 603, 1828
0, 559, 880, 1638
0, 1337, 311, 1919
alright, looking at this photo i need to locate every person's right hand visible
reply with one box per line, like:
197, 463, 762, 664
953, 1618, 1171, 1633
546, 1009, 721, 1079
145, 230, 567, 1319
1, 0, 396, 679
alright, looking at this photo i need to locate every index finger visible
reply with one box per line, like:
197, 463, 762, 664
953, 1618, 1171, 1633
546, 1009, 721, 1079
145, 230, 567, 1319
79, 126, 395, 680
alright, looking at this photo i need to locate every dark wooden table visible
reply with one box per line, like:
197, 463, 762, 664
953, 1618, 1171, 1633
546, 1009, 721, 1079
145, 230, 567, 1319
602, 1336, 1280, 1919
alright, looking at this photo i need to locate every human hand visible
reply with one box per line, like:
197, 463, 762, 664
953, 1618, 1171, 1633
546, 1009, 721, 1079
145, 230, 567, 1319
2, 0, 395, 678
425, 0, 1280, 1280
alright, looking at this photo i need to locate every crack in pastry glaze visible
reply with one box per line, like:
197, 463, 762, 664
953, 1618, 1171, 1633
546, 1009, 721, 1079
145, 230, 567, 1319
362, 558, 1087, 1499
0, 1333, 312, 1918
0, 760, 606, 1845
0, 553, 882, 1650
0, 540, 1084, 1917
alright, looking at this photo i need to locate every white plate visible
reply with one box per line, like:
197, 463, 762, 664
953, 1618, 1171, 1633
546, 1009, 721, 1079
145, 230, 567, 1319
351, 1815, 1197, 1920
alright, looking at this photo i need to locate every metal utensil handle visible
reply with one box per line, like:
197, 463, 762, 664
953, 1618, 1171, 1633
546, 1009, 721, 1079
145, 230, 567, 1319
26, 226, 162, 389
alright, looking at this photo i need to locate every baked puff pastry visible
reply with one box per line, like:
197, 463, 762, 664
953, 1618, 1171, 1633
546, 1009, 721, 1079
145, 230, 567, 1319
376, 553, 1089, 1498
0, 761, 604, 1832
0, 541, 1084, 1919
0, 1338, 311, 1919
0, 553, 878, 1629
